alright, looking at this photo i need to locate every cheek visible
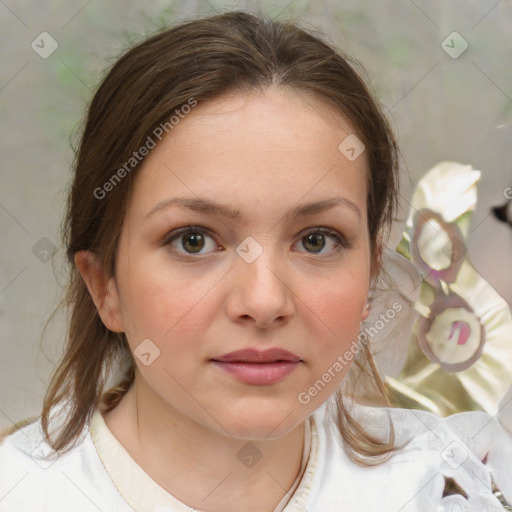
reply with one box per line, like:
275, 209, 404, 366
295, 280, 368, 409
118, 262, 213, 347
303, 268, 368, 362
118, 271, 214, 398
313, 289, 366, 351
308, 266, 368, 325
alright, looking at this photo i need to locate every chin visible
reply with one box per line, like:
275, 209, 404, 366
219, 404, 305, 441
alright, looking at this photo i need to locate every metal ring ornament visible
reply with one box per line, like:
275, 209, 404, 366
410, 209, 466, 287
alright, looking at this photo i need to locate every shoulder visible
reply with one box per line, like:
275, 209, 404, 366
0, 407, 130, 512
308, 400, 512, 511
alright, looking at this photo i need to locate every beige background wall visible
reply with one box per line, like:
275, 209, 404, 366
1, 0, 511, 429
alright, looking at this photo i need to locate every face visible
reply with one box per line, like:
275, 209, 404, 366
96, 87, 372, 440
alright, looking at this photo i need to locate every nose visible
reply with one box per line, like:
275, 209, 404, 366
225, 243, 295, 328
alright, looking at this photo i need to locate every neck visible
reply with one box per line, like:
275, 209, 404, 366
103, 376, 307, 512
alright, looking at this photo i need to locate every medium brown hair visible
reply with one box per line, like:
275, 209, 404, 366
3, 10, 400, 464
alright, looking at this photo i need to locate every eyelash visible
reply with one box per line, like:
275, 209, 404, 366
162, 224, 350, 259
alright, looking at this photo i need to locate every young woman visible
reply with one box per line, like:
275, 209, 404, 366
1, 10, 511, 512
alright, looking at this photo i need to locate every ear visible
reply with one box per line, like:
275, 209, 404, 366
74, 250, 125, 333
360, 300, 371, 322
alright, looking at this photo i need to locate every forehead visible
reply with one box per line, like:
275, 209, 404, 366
127, 87, 368, 222
170, 87, 358, 153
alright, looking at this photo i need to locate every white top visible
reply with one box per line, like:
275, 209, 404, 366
1, 397, 511, 511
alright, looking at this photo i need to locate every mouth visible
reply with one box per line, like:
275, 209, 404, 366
211, 348, 302, 385
212, 348, 302, 363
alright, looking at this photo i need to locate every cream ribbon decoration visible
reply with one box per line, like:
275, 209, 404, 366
388, 161, 512, 416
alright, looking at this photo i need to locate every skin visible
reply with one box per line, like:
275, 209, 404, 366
76, 86, 373, 512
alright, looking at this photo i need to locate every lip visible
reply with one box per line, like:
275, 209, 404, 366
211, 348, 302, 386
213, 348, 301, 363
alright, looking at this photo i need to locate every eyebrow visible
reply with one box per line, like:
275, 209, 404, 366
145, 196, 361, 222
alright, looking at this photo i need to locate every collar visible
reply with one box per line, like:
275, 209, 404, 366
89, 406, 319, 512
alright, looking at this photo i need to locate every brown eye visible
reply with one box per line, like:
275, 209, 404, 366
181, 232, 205, 253
296, 228, 347, 255
165, 226, 218, 256
302, 233, 326, 253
